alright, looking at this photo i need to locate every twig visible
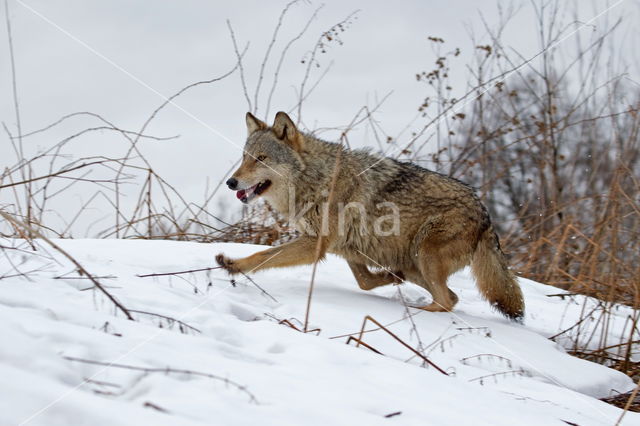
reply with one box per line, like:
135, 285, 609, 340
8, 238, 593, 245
128, 309, 201, 334
113, 51, 245, 238
395, 286, 428, 360
327, 309, 424, 340
460, 353, 513, 367
355, 315, 448, 375
239, 271, 278, 303
546, 293, 580, 298
226, 20, 252, 112
265, 4, 324, 119
143, 401, 170, 413
265, 313, 319, 334
63, 356, 258, 403
253, 0, 301, 115
4, 0, 22, 151
4, 0, 29, 231
548, 302, 603, 341
615, 377, 640, 425
0, 160, 119, 190
303, 147, 342, 332
0, 210, 133, 320
469, 369, 530, 384
54, 275, 116, 280
137, 266, 223, 278
296, 10, 360, 123
15, 111, 177, 141
346, 336, 384, 355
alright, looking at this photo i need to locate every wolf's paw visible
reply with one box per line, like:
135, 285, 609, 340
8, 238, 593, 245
216, 253, 241, 275
418, 302, 451, 312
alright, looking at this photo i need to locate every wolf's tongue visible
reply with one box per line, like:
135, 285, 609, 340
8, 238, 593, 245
236, 189, 246, 200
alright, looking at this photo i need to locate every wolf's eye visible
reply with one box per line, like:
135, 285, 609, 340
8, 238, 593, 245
256, 155, 266, 162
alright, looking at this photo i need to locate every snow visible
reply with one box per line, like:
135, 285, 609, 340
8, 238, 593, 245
0, 238, 638, 426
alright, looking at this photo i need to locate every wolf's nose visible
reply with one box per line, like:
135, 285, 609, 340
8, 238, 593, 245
226, 178, 238, 190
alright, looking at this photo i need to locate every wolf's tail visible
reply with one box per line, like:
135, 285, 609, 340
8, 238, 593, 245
471, 226, 524, 321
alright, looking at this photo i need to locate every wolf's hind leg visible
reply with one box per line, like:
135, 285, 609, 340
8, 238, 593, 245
419, 287, 459, 312
414, 246, 461, 312
347, 261, 404, 291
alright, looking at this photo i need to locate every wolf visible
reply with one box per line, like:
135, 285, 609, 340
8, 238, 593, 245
215, 111, 524, 320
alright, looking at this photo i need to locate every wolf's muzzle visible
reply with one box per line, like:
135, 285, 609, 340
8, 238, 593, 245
226, 178, 238, 190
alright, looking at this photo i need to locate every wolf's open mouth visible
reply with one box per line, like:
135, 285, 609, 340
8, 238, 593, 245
236, 180, 271, 203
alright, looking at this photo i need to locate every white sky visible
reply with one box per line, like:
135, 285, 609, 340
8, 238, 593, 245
1, 0, 638, 233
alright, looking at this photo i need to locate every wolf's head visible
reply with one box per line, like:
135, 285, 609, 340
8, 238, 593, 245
226, 111, 305, 206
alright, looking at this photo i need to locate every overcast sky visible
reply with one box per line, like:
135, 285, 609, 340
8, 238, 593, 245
1, 0, 638, 233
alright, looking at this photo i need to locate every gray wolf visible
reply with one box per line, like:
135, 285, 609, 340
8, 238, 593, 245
216, 111, 524, 320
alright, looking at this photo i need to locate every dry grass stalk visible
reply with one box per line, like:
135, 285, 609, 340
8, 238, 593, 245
354, 315, 448, 376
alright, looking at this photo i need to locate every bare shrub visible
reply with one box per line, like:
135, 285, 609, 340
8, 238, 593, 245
406, 1, 639, 371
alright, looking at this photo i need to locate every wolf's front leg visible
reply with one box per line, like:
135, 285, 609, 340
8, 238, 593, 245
216, 236, 328, 275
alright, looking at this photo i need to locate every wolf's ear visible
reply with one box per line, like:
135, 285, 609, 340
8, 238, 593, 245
272, 111, 303, 152
246, 112, 267, 135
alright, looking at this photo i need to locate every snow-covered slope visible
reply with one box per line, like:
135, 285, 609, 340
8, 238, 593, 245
0, 239, 637, 425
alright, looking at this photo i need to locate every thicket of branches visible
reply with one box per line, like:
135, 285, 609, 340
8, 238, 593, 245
405, 3, 639, 309
0, 0, 352, 244
401, 2, 639, 373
